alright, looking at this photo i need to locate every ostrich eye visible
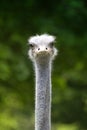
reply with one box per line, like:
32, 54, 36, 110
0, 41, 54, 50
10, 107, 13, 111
50, 42, 54, 47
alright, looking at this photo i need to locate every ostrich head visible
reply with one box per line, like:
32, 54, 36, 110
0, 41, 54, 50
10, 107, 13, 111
28, 34, 57, 62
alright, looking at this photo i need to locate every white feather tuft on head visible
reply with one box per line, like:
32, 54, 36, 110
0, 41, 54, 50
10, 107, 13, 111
28, 34, 55, 45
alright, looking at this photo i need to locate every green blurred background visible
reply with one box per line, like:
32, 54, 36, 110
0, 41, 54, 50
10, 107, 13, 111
0, 0, 87, 130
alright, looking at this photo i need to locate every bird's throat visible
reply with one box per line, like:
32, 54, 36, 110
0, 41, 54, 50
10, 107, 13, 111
35, 60, 52, 130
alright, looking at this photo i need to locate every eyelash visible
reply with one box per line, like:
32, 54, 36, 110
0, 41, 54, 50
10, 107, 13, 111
29, 44, 34, 48
50, 42, 54, 47
29, 43, 54, 49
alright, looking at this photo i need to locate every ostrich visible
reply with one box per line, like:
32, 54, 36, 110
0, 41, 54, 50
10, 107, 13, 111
28, 34, 57, 130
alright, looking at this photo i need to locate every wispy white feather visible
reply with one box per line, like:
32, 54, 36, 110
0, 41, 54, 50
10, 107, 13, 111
28, 34, 55, 45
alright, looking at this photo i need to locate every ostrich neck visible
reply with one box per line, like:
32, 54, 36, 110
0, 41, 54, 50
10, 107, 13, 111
35, 58, 52, 130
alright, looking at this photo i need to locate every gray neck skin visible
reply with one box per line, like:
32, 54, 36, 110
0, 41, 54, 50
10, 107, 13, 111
35, 57, 52, 130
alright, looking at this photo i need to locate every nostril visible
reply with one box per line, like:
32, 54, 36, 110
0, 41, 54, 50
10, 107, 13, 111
38, 48, 40, 51
46, 48, 48, 50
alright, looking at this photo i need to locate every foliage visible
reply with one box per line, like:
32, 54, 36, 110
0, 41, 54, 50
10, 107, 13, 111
0, 0, 87, 130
